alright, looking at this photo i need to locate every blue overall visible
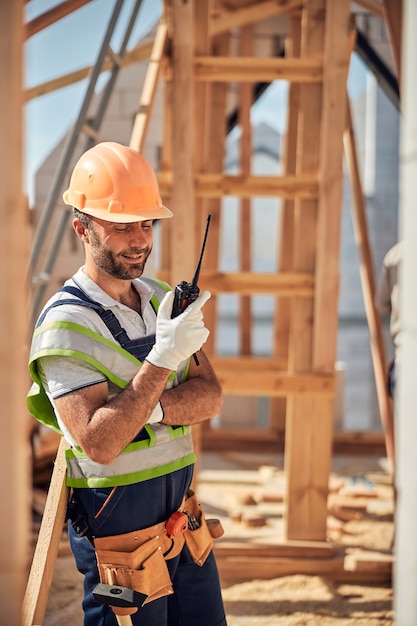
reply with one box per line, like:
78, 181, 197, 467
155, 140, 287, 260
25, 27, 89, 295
43, 286, 227, 626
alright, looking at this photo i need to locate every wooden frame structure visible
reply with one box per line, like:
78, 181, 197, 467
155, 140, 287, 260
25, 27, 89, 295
147, 0, 396, 548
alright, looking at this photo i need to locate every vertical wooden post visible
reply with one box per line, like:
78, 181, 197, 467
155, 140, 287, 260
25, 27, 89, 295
201, 31, 230, 357
169, 0, 195, 286
190, 0, 210, 470
284, 0, 326, 541
193, 0, 210, 247
0, 1, 30, 623
285, 0, 351, 541
270, 16, 301, 433
238, 25, 253, 356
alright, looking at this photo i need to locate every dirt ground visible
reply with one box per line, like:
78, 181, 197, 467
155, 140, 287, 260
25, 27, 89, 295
42, 450, 395, 625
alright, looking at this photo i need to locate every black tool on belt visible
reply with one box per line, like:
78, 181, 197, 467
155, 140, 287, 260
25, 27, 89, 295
66, 492, 95, 544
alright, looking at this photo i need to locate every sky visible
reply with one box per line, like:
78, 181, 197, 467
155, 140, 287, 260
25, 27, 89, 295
24, 0, 368, 204
24, 0, 163, 202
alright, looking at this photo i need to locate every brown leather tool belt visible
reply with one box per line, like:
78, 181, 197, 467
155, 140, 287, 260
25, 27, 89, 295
94, 490, 215, 606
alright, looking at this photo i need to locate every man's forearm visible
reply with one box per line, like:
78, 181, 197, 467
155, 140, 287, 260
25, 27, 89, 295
159, 353, 223, 426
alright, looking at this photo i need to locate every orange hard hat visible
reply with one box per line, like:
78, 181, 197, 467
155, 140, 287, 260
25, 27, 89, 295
63, 142, 172, 223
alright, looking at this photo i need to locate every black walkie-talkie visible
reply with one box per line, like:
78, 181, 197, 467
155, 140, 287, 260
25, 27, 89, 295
171, 214, 211, 365
171, 214, 211, 318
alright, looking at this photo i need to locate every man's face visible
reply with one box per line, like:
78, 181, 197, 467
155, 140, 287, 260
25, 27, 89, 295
84, 217, 153, 280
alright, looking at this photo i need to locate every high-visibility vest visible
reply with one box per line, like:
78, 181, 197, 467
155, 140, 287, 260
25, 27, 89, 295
26, 278, 196, 488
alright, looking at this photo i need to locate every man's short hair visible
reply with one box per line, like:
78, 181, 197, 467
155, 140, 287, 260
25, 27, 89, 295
73, 207, 92, 228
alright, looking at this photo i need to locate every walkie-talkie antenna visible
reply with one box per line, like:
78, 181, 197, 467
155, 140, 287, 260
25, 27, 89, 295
191, 214, 211, 287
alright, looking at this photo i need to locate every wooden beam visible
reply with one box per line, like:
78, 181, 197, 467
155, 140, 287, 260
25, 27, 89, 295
343, 96, 395, 476
239, 25, 253, 356
313, 6, 352, 372
200, 32, 230, 356
202, 427, 388, 456
158, 172, 318, 199
170, 0, 195, 286
285, 0, 327, 543
215, 540, 334, 559
209, 356, 287, 371
24, 41, 153, 101
213, 367, 335, 397
270, 15, 302, 432
156, 270, 314, 297
194, 56, 323, 83
25, 0, 93, 39
129, 23, 168, 152
214, 550, 392, 583
188, 0, 211, 494
22, 439, 69, 626
210, 0, 303, 36
0, 2, 29, 623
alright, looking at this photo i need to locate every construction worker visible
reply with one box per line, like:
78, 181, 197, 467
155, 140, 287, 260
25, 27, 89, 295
27, 142, 227, 626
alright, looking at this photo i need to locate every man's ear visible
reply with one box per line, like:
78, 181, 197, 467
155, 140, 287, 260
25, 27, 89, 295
73, 218, 89, 243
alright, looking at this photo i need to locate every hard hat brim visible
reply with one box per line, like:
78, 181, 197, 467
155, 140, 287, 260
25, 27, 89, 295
79, 203, 173, 223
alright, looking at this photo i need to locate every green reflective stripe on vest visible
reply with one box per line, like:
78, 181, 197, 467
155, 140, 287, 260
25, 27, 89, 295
65, 453, 196, 488
65, 425, 196, 488
27, 319, 177, 432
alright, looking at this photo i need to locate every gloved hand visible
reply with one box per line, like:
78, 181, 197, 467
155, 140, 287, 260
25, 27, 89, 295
147, 402, 164, 424
146, 290, 211, 371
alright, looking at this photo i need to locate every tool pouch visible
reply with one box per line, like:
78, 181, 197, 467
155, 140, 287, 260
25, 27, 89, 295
94, 523, 184, 606
183, 490, 214, 566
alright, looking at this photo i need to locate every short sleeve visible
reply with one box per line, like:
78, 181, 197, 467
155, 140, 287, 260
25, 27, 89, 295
37, 355, 107, 399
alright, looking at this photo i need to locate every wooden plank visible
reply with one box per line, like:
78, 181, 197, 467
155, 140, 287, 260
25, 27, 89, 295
170, 0, 195, 286
193, 0, 210, 251
209, 356, 287, 370
343, 97, 395, 476
285, 0, 327, 542
286, 0, 351, 543
344, 549, 394, 573
25, 41, 153, 101
0, 2, 28, 623
313, 1, 352, 372
213, 367, 335, 397
215, 539, 334, 559
239, 25, 253, 356
202, 428, 387, 455
158, 39, 173, 277
200, 32, 230, 356
194, 56, 323, 83
22, 438, 69, 626
203, 428, 285, 453
190, 0, 211, 491
156, 270, 314, 297
25, 0, 93, 39
214, 552, 392, 583
158, 172, 318, 199
129, 22, 168, 152
270, 16, 302, 432
210, 0, 303, 36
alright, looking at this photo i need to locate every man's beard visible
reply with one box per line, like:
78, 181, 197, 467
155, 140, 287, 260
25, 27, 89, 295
89, 227, 152, 280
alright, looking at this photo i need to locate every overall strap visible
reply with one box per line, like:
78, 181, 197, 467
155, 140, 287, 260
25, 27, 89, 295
37, 285, 132, 347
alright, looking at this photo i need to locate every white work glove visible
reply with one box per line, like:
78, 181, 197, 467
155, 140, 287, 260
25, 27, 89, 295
147, 402, 164, 424
146, 290, 211, 371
